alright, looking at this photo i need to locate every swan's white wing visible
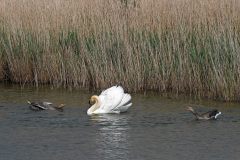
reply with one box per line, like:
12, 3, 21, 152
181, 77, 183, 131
100, 85, 120, 95
99, 86, 124, 112
117, 103, 132, 113
112, 93, 132, 111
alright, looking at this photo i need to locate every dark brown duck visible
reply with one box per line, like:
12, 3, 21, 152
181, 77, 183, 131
27, 101, 65, 112
187, 106, 221, 120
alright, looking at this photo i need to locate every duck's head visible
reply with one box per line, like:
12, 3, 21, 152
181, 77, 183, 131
186, 106, 194, 112
57, 104, 65, 109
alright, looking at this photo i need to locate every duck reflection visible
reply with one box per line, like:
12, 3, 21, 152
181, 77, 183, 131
89, 114, 130, 159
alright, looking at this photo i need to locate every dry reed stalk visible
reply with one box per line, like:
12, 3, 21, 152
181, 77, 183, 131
0, 0, 240, 101
0, 58, 3, 80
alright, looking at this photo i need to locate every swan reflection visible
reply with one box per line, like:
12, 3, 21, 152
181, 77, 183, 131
90, 114, 130, 159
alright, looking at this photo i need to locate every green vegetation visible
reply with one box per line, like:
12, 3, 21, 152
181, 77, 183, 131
0, 0, 240, 101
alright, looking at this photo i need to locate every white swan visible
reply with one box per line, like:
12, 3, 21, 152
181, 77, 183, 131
87, 85, 132, 115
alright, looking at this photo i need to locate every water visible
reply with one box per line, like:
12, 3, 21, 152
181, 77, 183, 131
0, 84, 240, 160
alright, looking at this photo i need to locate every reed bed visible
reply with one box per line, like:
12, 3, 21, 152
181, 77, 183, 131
0, 0, 240, 101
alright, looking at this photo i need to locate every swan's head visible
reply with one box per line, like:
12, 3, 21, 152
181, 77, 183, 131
89, 96, 98, 105
87, 95, 100, 115
186, 106, 194, 112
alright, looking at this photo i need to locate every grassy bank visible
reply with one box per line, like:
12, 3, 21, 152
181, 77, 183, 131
0, 0, 240, 101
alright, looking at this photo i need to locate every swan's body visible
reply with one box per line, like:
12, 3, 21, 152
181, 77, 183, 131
87, 85, 132, 115
27, 101, 65, 112
187, 106, 221, 120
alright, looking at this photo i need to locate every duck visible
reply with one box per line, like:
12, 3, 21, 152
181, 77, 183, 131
27, 101, 65, 112
87, 85, 132, 115
186, 106, 221, 120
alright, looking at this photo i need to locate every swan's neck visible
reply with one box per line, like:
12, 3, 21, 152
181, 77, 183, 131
87, 95, 101, 115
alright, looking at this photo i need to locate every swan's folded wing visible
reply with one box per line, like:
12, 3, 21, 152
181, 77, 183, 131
100, 85, 122, 95
117, 103, 132, 113
112, 93, 132, 111
100, 86, 124, 112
